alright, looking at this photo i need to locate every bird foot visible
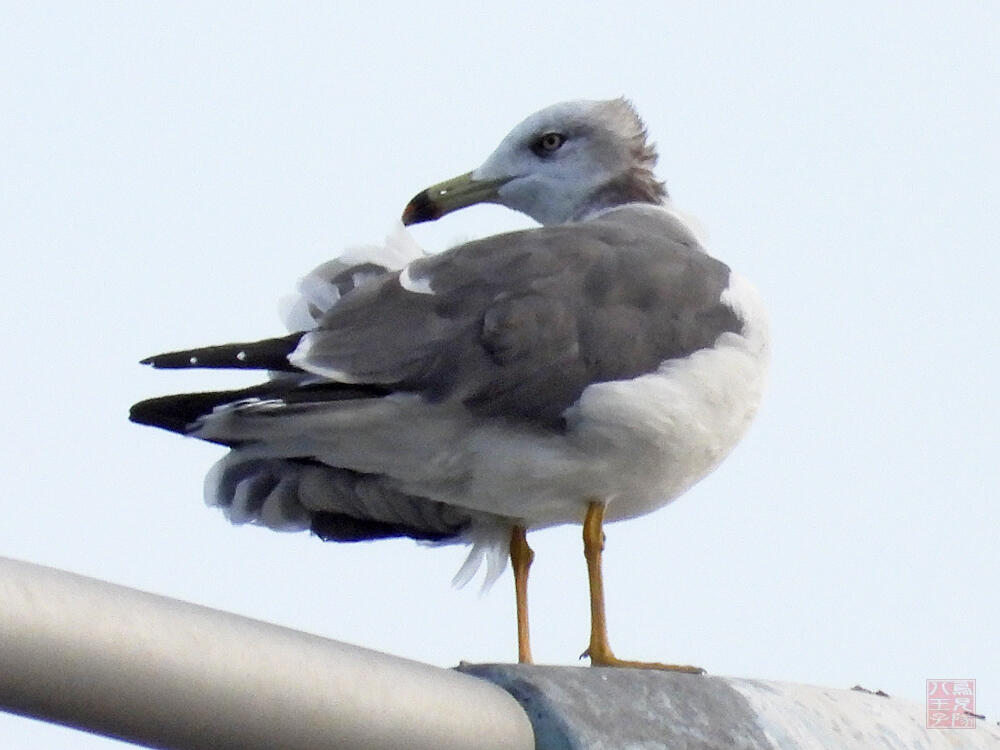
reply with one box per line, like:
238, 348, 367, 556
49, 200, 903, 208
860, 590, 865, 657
580, 648, 705, 674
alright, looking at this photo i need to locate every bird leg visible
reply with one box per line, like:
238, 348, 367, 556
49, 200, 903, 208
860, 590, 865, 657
581, 501, 704, 673
509, 525, 534, 664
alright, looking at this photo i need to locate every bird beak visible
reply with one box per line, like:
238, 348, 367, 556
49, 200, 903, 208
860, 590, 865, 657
402, 171, 511, 226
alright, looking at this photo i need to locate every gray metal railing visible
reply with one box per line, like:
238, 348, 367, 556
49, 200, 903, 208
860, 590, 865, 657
0, 556, 534, 750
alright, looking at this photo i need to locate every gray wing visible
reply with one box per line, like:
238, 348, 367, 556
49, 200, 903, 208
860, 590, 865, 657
293, 206, 740, 426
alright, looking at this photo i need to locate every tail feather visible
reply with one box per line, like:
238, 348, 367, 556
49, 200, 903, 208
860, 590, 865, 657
206, 454, 471, 543
310, 511, 459, 542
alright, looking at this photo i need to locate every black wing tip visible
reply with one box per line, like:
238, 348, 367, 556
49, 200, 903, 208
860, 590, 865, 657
129, 395, 197, 434
129, 380, 393, 445
137, 333, 305, 372
139, 352, 197, 369
129, 391, 246, 447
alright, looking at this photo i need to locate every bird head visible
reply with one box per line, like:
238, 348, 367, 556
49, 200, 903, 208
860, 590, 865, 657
402, 98, 666, 227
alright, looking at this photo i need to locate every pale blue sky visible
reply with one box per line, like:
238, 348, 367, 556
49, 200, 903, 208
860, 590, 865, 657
2, 3, 997, 746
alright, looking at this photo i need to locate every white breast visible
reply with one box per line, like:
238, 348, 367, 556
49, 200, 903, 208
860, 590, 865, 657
565, 272, 770, 523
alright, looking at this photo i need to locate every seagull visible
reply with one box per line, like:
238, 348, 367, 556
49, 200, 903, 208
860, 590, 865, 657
130, 98, 769, 671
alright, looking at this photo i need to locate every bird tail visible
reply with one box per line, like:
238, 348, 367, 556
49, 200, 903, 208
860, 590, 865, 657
205, 452, 472, 543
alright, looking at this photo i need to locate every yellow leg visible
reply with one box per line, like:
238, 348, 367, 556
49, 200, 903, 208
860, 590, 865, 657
510, 525, 534, 664
582, 501, 704, 673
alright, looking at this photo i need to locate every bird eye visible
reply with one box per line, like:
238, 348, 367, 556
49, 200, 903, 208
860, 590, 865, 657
533, 132, 566, 155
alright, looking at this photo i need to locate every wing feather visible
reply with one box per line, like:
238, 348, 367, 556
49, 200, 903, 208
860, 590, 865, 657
293, 206, 740, 424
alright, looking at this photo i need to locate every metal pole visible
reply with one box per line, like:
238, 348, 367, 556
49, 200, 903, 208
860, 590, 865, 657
0, 556, 534, 750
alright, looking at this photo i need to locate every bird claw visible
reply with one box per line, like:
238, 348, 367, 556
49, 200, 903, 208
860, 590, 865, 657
582, 646, 705, 673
